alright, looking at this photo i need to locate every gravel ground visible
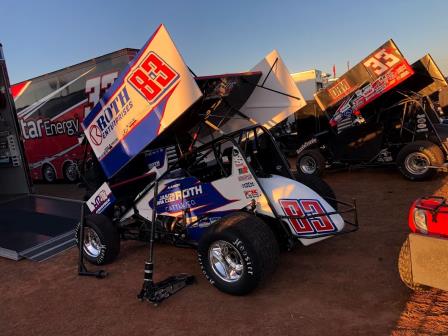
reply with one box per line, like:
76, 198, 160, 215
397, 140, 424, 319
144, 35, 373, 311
0, 168, 447, 336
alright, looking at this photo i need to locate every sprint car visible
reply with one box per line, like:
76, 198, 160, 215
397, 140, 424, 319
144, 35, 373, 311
81, 124, 358, 294
291, 40, 448, 181
399, 196, 448, 291
77, 25, 358, 296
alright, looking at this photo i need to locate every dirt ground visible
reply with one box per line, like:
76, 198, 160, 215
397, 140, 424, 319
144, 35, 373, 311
1, 169, 448, 336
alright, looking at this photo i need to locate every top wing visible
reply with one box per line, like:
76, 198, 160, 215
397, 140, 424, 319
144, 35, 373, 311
197, 50, 306, 141
82, 24, 202, 178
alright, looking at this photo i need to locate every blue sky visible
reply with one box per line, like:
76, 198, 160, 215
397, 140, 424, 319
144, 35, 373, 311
2, 0, 448, 83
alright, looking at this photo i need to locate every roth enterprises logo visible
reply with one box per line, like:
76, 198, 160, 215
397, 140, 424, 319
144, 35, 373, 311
88, 86, 133, 146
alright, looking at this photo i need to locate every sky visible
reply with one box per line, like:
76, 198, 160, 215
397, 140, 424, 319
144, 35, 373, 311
2, 0, 448, 84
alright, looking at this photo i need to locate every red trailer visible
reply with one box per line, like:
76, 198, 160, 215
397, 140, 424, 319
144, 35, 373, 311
11, 48, 137, 182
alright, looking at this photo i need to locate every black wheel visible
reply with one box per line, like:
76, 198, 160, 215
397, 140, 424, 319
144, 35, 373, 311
63, 162, 78, 183
198, 212, 279, 295
294, 174, 338, 210
296, 149, 325, 176
396, 141, 444, 181
398, 238, 425, 291
42, 164, 56, 183
76, 214, 120, 265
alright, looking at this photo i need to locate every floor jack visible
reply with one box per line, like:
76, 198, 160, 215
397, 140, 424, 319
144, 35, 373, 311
137, 180, 195, 306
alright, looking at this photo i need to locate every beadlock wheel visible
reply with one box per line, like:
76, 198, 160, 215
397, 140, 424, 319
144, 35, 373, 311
299, 155, 318, 174
397, 141, 444, 181
198, 212, 279, 295
208, 240, 244, 283
83, 227, 103, 259
404, 152, 430, 176
296, 149, 325, 176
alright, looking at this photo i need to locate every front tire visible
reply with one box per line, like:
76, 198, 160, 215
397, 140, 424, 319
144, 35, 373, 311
76, 214, 120, 265
198, 212, 279, 295
396, 141, 444, 181
296, 149, 325, 176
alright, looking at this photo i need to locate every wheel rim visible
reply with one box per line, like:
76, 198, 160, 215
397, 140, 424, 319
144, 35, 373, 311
43, 165, 55, 182
299, 156, 317, 174
208, 240, 244, 283
404, 152, 430, 175
65, 163, 78, 182
83, 227, 103, 258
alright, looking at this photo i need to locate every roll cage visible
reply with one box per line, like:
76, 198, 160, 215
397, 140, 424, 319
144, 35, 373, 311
122, 125, 358, 242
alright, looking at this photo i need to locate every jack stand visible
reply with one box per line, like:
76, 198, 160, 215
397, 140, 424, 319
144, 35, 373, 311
137, 180, 195, 306
137, 269, 195, 306
78, 201, 108, 279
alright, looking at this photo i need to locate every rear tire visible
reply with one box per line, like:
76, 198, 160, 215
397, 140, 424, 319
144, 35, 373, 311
42, 164, 56, 183
398, 237, 425, 291
76, 214, 120, 265
396, 141, 444, 181
294, 174, 338, 210
198, 212, 279, 295
63, 162, 78, 183
296, 149, 325, 176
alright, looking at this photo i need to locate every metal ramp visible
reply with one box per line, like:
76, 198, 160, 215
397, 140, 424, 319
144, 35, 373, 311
0, 194, 81, 261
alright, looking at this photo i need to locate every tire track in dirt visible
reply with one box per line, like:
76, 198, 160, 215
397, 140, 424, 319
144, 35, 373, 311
392, 289, 448, 335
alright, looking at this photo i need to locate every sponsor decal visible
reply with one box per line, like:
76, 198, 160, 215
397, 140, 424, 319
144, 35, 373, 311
232, 148, 245, 166
157, 185, 203, 206
234, 155, 245, 167
87, 182, 115, 214
198, 216, 223, 228
244, 189, 260, 199
88, 86, 134, 143
232, 148, 246, 167
19, 118, 80, 140
296, 138, 318, 155
279, 199, 336, 235
151, 177, 237, 215
329, 60, 413, 131
238, 174, 253, 182
89, 125, 103, 146
241, 181, 255, 189
145, 148, 166, 169
328, 79, 351, 100
238, 166, 248, 175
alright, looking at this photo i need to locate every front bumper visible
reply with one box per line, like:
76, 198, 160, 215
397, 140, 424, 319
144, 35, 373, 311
406, 233, 448, 291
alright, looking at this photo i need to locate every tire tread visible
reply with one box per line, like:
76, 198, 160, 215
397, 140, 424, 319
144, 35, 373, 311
198, 212, 279, 295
